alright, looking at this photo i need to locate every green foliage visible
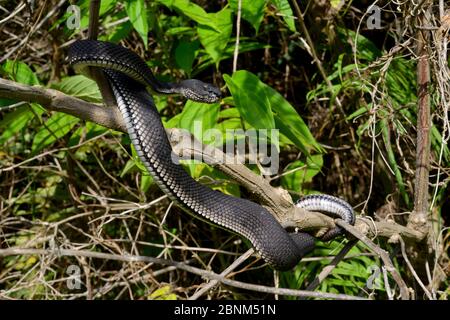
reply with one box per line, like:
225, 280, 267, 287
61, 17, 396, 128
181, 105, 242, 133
31, 113, 80, 156
197, 8, 233, 65
281, 242, 384, 298
125, 0, 149, 48
1, 0, 447, 300
270, 0, 296, 32
229, 0, 267, 33
225, 70, 322, 156
52, 75, 102, 102
281, 154, 323, 194
1, 60, 39, 85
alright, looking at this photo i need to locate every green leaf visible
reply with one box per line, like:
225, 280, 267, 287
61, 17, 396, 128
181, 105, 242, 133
197, 8, 233, 64
225, 70, 322, 155
125, 0, 149, 48
270, 0, 296, 32
140, 174, 154, 193
68, 121, 108, 147
53, 75, 102, 102
229, 0, 267, 32
31, 113, 80, 155
2, 60, 39, 85
175, 40, 200, 74
265, 83, 323, 153
219, 107, 240, 119
195, 40, 269, 72
164, 113, 182, 129
281, 155, 323, 193
0, 107, 34, 144
148, 285, 177, 300
179, 100, 220, 142
223, 71, 275, 130
199, 166, 241, 197
157, 0, 220, 31
108, 21, 133, 43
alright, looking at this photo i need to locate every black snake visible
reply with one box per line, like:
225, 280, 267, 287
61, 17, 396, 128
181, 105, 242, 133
68, 40, 355, 270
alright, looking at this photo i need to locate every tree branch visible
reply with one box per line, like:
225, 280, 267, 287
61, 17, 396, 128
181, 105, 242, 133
0, 247, 366, 300
0, 78, 428, 244
336, 220, 411, 300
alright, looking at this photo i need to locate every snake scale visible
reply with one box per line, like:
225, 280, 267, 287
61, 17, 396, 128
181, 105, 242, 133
68, 40, 355, 270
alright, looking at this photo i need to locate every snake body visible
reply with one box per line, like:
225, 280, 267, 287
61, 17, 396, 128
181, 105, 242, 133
68, 40, 355, 270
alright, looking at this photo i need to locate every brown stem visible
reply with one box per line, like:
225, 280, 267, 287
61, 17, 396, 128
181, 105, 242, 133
0, 78, 428, 244
408, 4, 431, 236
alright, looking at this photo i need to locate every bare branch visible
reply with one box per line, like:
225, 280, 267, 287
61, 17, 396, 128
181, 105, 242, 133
0, 78, 428, 243
0, 247, 366, 300
336, 220, 411, 300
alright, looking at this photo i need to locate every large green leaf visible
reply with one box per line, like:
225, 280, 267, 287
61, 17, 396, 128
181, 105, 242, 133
31, 113, 80, 155
270, 0, 296, 32
125, 0, 149, 48
175, 40, 200, 75
179, 100, 220, 142
53, 75, 102, 102
178, 100, 220, 176
157, 0, 220, 31
197, 8, 233, 65
195, 40, 269, 73
2, 60, 39, 85
0, 106, 35, 144
0, 61, 43, 144
225, 70, 322, 155
264, 82, 323, 153
229, 0, 267, 33
223, 72, 275, 131
280, 155, 323, 193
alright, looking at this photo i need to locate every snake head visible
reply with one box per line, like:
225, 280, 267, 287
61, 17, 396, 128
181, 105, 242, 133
178, 79, 221, 103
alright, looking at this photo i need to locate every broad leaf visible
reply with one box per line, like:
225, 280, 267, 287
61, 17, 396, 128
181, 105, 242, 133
281, 155, 323, 193
125, 0, 149, 48
226, 70, 322, 154
197, 8, 233, 65
229, 0, 267, 32
223, 72, 275, 131
270, 0, 296, 32
157, 0, 220, 31
2, 60, 39, 85
175, 40, 200, 74
53, 75, 102, 102
31, 113, 80, 155
179, 100, 220, 142
0, 107, 34, 144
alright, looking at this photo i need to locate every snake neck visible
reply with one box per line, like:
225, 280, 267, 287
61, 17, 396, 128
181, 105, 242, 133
152, 81, 182, 95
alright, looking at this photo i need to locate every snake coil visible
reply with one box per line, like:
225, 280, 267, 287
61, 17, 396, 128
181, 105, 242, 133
68, 40, 355, 270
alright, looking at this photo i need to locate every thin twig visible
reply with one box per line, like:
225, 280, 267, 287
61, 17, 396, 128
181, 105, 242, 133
399, 237, 433, 299
336, 220, 411, 300
302, 239, 359, 294
189, 248, 254, 300
232, 0, 242, 72
0, 247, 366, 300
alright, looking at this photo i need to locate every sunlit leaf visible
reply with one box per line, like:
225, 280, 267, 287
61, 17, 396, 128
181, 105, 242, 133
125, 0, 149, 48
2, 60, 39, 85
53, 75, 102, 102
229, 0, 267, 33
197, 8, 233, 65
270, 0, 296, 32
223, 72, 275, 130
31, 113, 80, 155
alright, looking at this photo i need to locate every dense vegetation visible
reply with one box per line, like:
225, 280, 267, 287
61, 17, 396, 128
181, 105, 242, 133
0, 0, 448, 300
